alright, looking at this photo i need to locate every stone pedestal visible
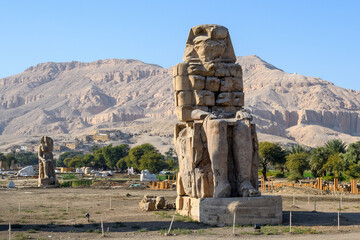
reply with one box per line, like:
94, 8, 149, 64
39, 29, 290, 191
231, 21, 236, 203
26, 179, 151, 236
176, 195, 282, 226
38, 178, 57, 187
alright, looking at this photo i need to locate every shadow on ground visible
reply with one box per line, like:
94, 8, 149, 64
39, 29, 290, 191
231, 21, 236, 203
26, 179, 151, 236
283, 211, 360, 226
0, 220, 210, 233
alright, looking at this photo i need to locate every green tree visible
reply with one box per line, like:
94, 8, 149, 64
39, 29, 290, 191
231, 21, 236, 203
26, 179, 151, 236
57, 151, 83, 167
124, 144, 157, 172
89, 145, 100, 153
343, 141, 360, 167
68, 156, 84, 168
14, 152, 38, 166
82, 153, 95, 167
346, 163, 360, 179
325, 139, 346, 156
164, 147, 178, 171
323, 153, 345, 177
93, 150, 106, 169
102, 144, 130, 169
63, 157, 72, 167
6, 153, 16, 169
258, 142, 286, 180
116, 158, 128, 171
343, 141, 360, 179
139, 151, 168, 174
288, 144, 308, 154
309, 146, 329, 177
285, 152, 309, 181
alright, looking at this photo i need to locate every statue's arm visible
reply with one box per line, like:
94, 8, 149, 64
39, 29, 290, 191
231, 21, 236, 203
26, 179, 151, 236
191, 109, 217, 120
38, 146, 45, 162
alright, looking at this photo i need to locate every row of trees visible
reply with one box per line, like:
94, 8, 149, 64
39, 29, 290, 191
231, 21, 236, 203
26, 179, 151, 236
259, 139, 360, 181
0, 152, 38, 169
56, 144, 178, 174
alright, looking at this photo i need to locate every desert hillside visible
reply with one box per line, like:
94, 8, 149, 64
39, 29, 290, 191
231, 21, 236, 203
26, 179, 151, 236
1, 55, 360, 150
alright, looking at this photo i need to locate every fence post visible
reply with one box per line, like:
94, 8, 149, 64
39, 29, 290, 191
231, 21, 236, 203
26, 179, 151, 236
289, 211, 292, 233
338, 201, 340, 231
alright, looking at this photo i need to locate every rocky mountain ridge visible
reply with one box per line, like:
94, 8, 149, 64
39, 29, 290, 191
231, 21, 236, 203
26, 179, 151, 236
1, 55, 359, 150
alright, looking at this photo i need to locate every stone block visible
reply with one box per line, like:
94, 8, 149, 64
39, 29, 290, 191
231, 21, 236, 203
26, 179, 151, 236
176, 91, 193, 106
189, 75, 205, 90
155, 196, 166, 209
212, 106, 237, 115
176, 196, 282, 226
38, 178, 57, 187
216, 92, 232, 106
194, 90, 215, 106
220, 78, 233, 91
214, 63, 231, 77
232, 77, 243, 91
206, 77, 220, 91
174, 75, 191, 91
228, 64, 242, 78
233, 92, 244, 106
175, 106, 193, 122
173, 63, 189, 76
188, 64, 214, 76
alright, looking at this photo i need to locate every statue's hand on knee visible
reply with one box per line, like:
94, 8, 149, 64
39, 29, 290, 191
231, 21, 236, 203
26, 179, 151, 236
235, 109, 252, 121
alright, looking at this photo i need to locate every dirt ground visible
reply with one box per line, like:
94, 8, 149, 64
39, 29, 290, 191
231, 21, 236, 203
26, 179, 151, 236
1, 177, 360, 240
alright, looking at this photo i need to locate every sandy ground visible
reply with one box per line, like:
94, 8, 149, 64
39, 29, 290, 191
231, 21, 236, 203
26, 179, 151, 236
1, 178, 360, 239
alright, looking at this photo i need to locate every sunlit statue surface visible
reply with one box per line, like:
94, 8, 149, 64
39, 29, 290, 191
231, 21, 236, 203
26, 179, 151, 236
38, 136, 56, 187
174, 24, 260, 199
174, 24, 282, 226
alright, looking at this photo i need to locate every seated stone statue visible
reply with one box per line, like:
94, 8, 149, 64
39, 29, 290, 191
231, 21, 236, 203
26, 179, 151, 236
38, 136, 56, 186
174, 24, 260, 198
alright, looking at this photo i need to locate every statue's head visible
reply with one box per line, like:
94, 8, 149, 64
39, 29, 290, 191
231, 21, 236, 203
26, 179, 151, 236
40, 136, 53, 152
183, 24, 236, 64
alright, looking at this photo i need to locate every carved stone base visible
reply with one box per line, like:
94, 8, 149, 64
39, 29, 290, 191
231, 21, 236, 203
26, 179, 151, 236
176, 195, 282, 226
38, 178, 57, 187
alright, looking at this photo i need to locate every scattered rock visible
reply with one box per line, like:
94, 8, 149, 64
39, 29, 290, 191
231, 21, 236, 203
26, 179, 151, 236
139, 195, 175, 211
155, 196, 166, 209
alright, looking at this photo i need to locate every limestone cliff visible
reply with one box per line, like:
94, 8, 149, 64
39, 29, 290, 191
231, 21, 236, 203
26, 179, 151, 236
1, 56, 360, 148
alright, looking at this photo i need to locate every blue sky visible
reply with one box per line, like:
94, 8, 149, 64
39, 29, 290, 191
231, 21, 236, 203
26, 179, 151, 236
1, 1, 359, 90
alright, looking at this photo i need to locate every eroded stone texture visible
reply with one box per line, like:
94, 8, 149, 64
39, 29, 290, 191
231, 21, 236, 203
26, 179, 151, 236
38, 136, 57, 187
176, 196, 282, 226
174, 24, 259, 199
139, 195, 175, 211
172, 25, 283, 225
173, 25, 283, 224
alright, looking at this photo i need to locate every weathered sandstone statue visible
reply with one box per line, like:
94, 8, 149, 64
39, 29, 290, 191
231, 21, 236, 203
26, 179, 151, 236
174, 24, 260, 198
174, 24, 282, 225
38, 136, 56, 187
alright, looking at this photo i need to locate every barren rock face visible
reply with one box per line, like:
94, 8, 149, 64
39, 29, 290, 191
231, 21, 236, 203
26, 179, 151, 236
0, 56, 360, 148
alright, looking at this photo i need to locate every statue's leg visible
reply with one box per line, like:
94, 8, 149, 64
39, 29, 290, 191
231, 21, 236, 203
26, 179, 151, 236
233, 121, 261, 197
44, 161, 50, 179
39, 161, 44, 179
204, 119, 231, 198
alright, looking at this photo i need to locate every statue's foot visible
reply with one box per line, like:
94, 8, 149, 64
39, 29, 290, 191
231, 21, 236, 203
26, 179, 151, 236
213, 181, 231, 198
239, 180, 261, 197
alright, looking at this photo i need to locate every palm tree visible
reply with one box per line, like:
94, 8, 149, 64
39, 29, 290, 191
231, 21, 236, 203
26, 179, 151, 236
309, 146, 329, 177
325, 139, 346, 155
289, 144, 308, 154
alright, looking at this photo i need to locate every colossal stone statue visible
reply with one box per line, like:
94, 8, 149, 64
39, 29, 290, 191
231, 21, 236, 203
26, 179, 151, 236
38, 136, 57, 187
174, 25, 282, 225
174, 24, 260, 198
